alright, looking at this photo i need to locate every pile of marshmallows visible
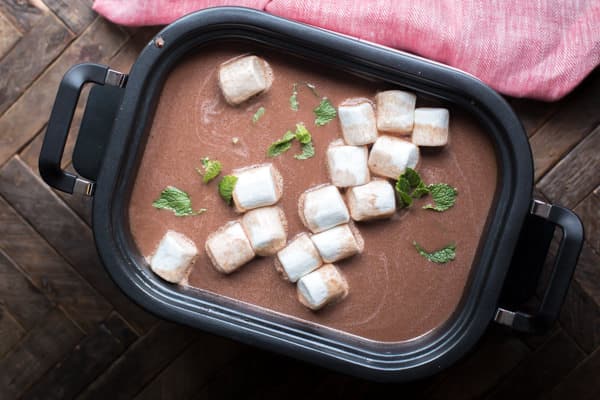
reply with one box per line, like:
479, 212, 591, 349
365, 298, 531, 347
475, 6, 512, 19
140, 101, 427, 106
148, 55, 450, 312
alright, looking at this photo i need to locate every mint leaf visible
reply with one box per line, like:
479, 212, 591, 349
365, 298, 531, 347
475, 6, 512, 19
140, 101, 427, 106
294, 123, 311, 144
196, 157, 222, 183
294, 141, 315, 160
152, 186, 201, 216
314, 98, 336, 126
403, 168, 422, 188
414, 242, 456, 264
423, 183, 457, 212
267, 131, 295, 157
411, 182, 429, 199
290, 84, 299, 111
252, 106, 265, 124
218, 175, 238, 205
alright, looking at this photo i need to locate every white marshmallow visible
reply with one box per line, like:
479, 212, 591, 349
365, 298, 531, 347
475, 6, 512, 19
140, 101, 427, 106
205, 221, 255, 274
347, 180, 396, 221
150, 231, 198, 284
297, 264, 349, 311
338, 100, 378, 145
275, 233, 323, 282
218, 55, 273, 105
232, 163, 283, 212
241, 206, 288, 256
368, 135, 420, 179
310, 224, 364, 263
326, 139, 370, 188
412, 107, 450, 146
376, 90, 417, 133
298, 184, 350, 233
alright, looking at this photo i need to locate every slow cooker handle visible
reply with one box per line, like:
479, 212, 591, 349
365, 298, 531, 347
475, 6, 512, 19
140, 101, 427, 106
495, 200, 584, 333
39, 63, 127, 196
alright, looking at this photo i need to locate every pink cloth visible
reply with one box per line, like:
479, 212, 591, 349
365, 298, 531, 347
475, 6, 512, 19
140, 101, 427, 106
93, 0, 600, 101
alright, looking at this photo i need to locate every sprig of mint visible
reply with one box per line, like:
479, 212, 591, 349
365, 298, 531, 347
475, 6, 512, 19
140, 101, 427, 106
252, 106, 265, 124
313, 98, 336, 126
267, 131, 295, 157
395, 168, 428, 208
267, 124, 315, 160
423, 183, 458, 212
196, 157, 222, 183
414, 242, 456, 264
290, 84, 299, 111
295, 141, 315, 160
218, 175, 238, 205
152, 186, 205, 216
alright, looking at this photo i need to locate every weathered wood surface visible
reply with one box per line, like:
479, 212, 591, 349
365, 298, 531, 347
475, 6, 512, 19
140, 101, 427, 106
0, 4, 598, 398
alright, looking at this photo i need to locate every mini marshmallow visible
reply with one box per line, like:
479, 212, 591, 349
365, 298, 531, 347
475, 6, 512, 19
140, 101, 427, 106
310, 224, 364, 263
297, 264, 349, 311
347, 180, 396, 221
275, 233, 323, 282
412, 107, 450, 147
376, 90, 417, 133
326, 139, 370, 188
241, 206, 288, 256
232, 163, 283, 212
150, 231, 198, 284
218, 55, 273, 105
205, 221, 255, 274
298, 184, 350, 233
338, 99, 378, 145
368, 135, 419, 179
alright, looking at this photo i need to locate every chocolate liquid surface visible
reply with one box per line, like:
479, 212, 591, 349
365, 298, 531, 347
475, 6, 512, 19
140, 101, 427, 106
128, 44, 498, 342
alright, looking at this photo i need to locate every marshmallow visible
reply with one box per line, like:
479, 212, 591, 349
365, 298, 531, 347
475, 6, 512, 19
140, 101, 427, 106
232, 163, 283, 212
412, 107, 450, 147
310, 224, 364, 263
275, 233, 323, 282
241, 206, 288, 256
150, 231, 198, 284
347, 180, 396, 221
218, 55, 273, 105
298, 184, 350, 233
297, 264, 349, 311
326, 139, 370, 188
376, 90, 417, 133
338, 99, 378, 145
205, 221, 255, 274
368, 135, 419, 179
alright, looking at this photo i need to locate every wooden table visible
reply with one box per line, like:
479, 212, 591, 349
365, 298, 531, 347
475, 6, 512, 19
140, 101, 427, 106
0, 2, 598, 399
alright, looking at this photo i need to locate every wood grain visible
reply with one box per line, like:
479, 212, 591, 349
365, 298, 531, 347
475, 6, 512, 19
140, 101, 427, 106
560, 278, 600, 353
510, 97, 559, 137
0, 309, 83, 399
0, 195, 111, 332
0, 306, 24, 358
0, 13, 74, 114
0, 11, 21, 59
0, 157, 157, 333
573, 244, 600, 312
0, 0, 45, 33
574, 185, 600, 253
42, 0, 96, 34
549, 347, 600, 400
21, 312, 136, 400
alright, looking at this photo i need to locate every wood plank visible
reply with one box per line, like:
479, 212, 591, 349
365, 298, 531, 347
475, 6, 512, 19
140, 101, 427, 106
485, 330, 585, 399
0, 306, 24, 358
134, 334, 243, 400
42, 0, 95, 34
0, 249, 53, 330
0, 195, 111, 332
573, 244, 600, 314
574, 185, 600, 253
21, 312, 136, 400
529, 71, 600, 181
0, 0, 45, 33
538, 125, 600, 208
0, 11, 21, 59
0, 13, 74, 114
549, 347, 600, 400
0, 309, 83, 399
560, 278, 600, 354
509, 97, 559, 137
0, 157, 157, 333
0, 17, 128, 167
78, 321, 197, 400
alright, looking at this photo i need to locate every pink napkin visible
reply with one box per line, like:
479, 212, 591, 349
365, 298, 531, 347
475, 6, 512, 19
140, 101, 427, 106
93, 0, 600, 101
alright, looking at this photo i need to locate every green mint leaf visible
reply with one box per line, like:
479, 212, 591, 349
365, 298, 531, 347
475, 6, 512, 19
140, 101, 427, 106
314, 98, 337, 126
414, 242, 456, 264
412, 182, 430, 199
294, 123, 312, 144
397, 190, 413, 208
423, 183, 458, 212
394, 176, 412, 208
197, 157, 222, 183
252, 106, 265, 124
267, 131, 296, 157
294, 141, 315, 160
218, 175, 238, 205
305, 82, 320, 97
152, 186, 198, 216
290, 84, 299, 111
